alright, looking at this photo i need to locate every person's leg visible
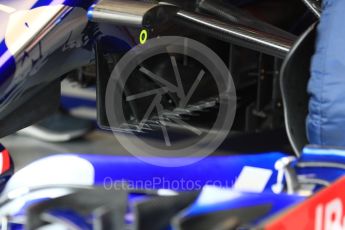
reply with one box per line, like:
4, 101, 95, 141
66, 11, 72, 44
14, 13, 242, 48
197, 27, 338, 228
307, 0, 345, 146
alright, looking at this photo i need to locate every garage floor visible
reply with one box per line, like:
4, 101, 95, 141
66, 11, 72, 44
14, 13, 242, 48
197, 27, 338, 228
0, 131, 130, 171
0, 128, 291, 171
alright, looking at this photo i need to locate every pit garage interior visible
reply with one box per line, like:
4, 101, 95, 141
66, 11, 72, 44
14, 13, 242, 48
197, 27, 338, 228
1, 0, 344, 229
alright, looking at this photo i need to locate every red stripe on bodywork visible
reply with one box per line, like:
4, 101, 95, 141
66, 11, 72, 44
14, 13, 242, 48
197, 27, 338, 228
1, 149, 10, 173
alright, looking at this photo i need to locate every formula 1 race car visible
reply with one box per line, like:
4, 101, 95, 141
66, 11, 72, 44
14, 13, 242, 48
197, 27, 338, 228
1, 144, 345, 229
1, 0, 343, 229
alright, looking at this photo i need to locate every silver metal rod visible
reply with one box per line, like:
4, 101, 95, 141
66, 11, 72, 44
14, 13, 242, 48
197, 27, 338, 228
197, 0, 296, 41
176, 10, 295, 58
89, 0, 176, 27
302, 0, 321, 18
89, 0, 295, 58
